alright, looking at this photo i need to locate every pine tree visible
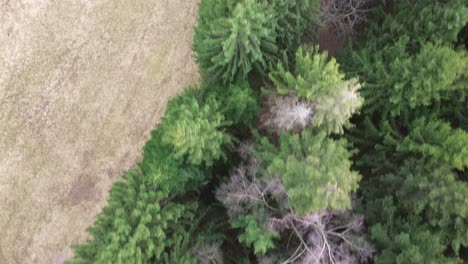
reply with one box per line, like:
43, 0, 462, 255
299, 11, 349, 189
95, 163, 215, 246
270, 46, 347, 99
256, 130, 361, 214
69, 169, 199, 264
231, 214, 279, 255
159, 88, 232, 167
70, 87, 230, 263
217, 142, 372, 262
363, 196, 460, 264
213, 44, 370, 261
339, 0, 468, 261
342, 36, 467, 119
208, 81, 260, 127
267, 0, 320, 55
268, 46, 363, 134
193, 0, 278, 84
359, 0, 468, 52
193, 0, 322, 84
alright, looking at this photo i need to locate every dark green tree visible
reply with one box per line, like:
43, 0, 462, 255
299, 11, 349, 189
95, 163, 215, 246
340, 0, 468, 262
70, 87, 230, 263
193, 0, 278, 84
267, 0, 320, 55
208, 80, 260, 127
69, 169, 199, 264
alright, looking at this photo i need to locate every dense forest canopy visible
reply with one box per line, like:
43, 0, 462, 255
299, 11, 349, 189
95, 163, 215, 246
69, 0, 468, 263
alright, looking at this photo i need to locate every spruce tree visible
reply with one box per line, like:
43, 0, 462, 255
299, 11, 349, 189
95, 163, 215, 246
69, 169, 199, 264
340, 0, 468, 261
215, 46, 371, 262
159, 91, 231, 167
193, 0, 278, 84
256, 130, 361, 214
267, 0, 320, 55
208, 81, 260, 127
268, 46, 363, 134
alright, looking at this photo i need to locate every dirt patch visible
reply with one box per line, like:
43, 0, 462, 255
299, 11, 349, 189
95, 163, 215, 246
0, 0, 200, 263
318, 26, 349, 55
66, 173, 100, 207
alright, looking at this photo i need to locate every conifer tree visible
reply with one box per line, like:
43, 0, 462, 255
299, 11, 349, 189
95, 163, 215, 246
159, 91, 231, 167
267, 0, 320, 55
340, 0, 468, 261
217, 142, 373, 262
215, 46, 371, 262
193, 0, 321, 84
256, 130, 361, 214
267, 46, 363, 134
209, 81, 260, 127
358, 0, 468, 52
70, 88, 229, 263
193, 0, 278, 84
69, 169, 199, 264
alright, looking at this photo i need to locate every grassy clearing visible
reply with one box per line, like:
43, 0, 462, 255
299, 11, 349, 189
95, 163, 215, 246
0, 0, 199, 263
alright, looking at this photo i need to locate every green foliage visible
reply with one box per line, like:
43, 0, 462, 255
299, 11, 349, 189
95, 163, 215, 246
398, 118, 468, 170
69, 170, 198, 264
160, 88, 231, 167
407, 44, 467, 108
270, 46, 363, 134
71, 0, 366, 262
311, 78, 363, 134
257, 130, 361, 214
340, 0, 468, 261
365, 197, 460, 264
193, 0, 278, 84
70, 87, 229, 262
362, 160, 468, 256
343, 36, 467, 118
353, 116, 468, 174
268, 0, 320, 55
209, 81, 260, 126
193, 0, 322, 84
270, 46, 346, 99
140, 128, 207, 194
362, 0, 468, 51
231, 215, 278, 255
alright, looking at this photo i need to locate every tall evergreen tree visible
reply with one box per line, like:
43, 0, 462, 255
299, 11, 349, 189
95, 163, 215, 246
340, 0, 468, 262
193, 0, 321, 84
256, 130, 361, 214
193, 0, 278, 84
160, 91, 231, 167
69, 169, 199, 264
216, 46, 371, 262
268, 46, 363, 134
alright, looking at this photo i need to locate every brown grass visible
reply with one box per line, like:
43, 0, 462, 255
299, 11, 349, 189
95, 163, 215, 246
0, 0, 200, 263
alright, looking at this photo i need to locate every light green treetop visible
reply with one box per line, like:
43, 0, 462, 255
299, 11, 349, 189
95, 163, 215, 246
269, 46, 363, 134
256, 130, 361, 214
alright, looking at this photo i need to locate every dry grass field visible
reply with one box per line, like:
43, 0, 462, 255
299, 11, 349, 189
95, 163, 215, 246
0, 0, 199, 263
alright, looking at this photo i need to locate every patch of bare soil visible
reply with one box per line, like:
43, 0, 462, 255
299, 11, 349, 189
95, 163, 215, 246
318, 27, 348, 55
0, 0, 200, 263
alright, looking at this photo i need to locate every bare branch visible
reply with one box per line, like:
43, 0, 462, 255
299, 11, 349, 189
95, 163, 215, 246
320, 0, 376, 36
216, 142, 374, 263
258, 94, 315, 133
191, 243, 223, 264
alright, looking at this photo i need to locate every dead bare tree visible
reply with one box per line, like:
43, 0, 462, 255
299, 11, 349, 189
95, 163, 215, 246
191, 243, 224, 264
269, 212, 374, 263
216, 145, 374, 263
320, 0, 375, 36
258, 94, 316, 133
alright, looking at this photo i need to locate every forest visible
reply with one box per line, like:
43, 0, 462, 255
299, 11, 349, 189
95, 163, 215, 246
68, 0, 468, 263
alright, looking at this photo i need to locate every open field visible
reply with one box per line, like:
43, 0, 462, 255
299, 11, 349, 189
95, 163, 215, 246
0, 0, 199, 262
